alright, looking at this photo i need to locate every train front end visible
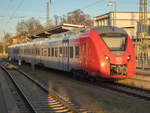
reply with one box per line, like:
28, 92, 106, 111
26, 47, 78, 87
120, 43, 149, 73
93, 26, 135, 79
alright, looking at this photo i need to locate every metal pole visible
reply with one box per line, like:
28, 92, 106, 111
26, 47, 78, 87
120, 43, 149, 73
114, 1, 116, 26
47, 2, 50, 28
108, 1, 117, 26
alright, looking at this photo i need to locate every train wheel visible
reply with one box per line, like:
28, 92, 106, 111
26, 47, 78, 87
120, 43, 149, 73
82, 72, 89, 80
89, 76, 96, 82
72, 70, 76, 78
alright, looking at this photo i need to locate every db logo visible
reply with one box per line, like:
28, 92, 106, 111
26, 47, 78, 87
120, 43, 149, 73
116, 57, 122, 62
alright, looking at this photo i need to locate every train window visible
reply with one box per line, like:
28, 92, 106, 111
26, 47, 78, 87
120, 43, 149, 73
32, 49, 33, 55
29, 49, 31, 55
64, 47, 67, 57
62, 47, 66, 57
62, 47, 64, 57
44, 48, 47, 56
65, 47, 67, 57
30, 49, 31, 55
42, 48, 44, 56
34, 49, 36, 55
36, 48, 39, 56
55, 47, 58, 57
35, 48, 36, 55
48, 48, 50, 56
33, 49, 35, 55
52, 48, 54, 57
32, 49, 34, 55
100, 34, 126, 51
35, 49, 36, 55
38, 48, 40, 56
70, 47, 73, 58
59, 47, 63, 57
43, 48, 45, 56
66, 47, 69, 57
38, 49, 40, 56
49, 48, 51, 56
75, 46, 80, 58
39, 48, 40, 56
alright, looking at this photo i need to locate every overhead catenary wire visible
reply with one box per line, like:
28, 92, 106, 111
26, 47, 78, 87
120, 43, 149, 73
10, 0, 25, 19
81, 0, 105, 10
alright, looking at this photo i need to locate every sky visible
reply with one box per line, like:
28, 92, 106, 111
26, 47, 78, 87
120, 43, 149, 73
0, 0, 149, 40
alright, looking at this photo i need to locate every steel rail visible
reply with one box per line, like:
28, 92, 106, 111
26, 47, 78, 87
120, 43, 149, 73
0, 65, 38, 113
97, 81, 150, 101
15, 68, 87, 113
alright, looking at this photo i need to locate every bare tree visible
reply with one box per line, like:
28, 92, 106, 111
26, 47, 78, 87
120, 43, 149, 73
25, 17, 43, 33
2, 33, 11, 41
60, 15, 67, 24
16, 20, 27, 34
54, 15, 59, 26
16, 17, 44, 35
54, 9, 93, 26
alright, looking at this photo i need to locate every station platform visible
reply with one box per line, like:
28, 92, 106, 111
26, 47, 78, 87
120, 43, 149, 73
135, 68, 150, 76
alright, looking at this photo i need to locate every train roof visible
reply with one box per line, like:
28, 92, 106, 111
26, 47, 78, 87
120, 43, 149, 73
8, 34, 79, 48
92, 26, 127, 35
9, 26, 127, 48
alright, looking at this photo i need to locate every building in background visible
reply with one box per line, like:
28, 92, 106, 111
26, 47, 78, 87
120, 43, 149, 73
93, 12, 150, 40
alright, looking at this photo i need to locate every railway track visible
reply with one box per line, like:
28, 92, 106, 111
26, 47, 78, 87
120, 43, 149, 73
18, 65, 150, 102
0, 65, 89, 113
96, 81, 150, 101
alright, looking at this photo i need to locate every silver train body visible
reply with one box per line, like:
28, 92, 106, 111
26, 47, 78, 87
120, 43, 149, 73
8, 35, 81, 72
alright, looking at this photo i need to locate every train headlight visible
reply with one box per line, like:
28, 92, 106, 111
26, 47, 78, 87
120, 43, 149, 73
127, 55, 131, 61
101, 62, 105, 67
104, 55, 110, 62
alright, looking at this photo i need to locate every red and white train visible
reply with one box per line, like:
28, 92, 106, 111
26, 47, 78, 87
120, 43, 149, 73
8, 26, 135, 79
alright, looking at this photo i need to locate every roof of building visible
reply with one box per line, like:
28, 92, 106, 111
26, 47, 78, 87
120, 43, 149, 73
94, 11, 150, 18
28, 23, 85, 39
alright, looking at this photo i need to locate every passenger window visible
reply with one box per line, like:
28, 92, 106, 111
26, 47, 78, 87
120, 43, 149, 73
48, 48, 50, 56
44, 48, 47, 56
70, 47, 73, 58
59, 47, 63, 57
66, 47, 68, 57
42, 48, 44, 56
38, 48, 40, 56
64, 47, 66, 57
55, 48, 59, 57
36, 48, 38, 56
75, 46, 80, 58
62, 47, 65, 57
32, 49, 33, 55
52, 48, 54, 57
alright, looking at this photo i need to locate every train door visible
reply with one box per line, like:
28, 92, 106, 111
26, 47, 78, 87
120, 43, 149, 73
81, 40, 87, 70
62, 39, 69, 71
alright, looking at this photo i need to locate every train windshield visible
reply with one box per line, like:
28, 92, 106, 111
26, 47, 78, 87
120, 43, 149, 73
100, 33, 126, 51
